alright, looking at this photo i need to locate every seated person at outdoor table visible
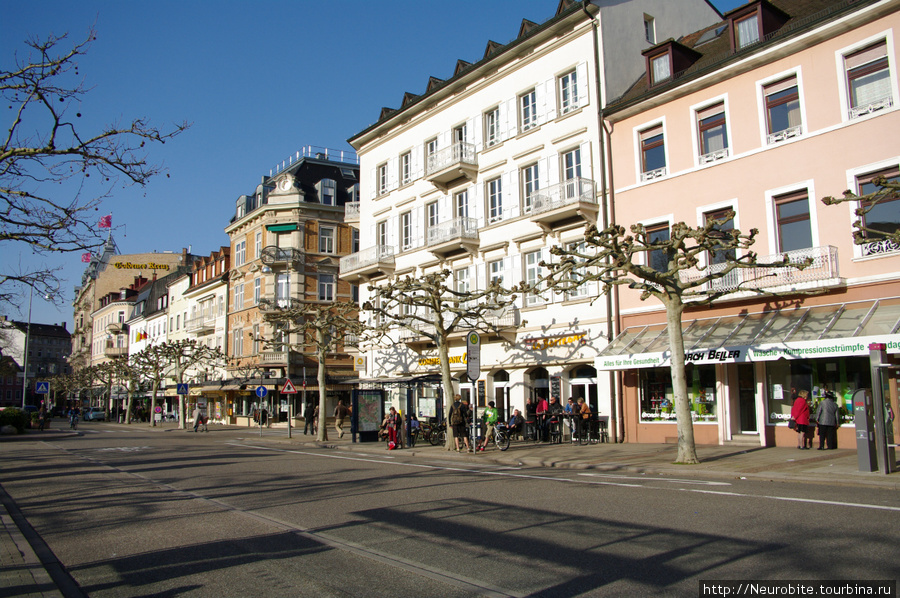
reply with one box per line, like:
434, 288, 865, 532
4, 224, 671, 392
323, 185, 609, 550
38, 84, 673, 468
548, 397, 563, 441
507, 409, 524, 439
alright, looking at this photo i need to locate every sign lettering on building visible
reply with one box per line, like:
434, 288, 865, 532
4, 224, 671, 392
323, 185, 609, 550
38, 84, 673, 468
113, 262, 172, 271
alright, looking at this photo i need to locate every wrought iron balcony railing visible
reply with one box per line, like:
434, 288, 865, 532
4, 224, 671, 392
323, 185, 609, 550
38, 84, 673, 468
528, 177, 596, 215
425, 142, 477, 177
340, 245, 395, 275
426, 217, 479, 246
260, 246, 303, 267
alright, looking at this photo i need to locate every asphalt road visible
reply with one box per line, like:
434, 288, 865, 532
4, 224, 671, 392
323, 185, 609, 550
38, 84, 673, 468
2, 423, 899, 597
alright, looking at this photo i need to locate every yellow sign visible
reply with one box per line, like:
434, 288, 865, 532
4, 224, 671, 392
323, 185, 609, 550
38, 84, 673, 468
418, 354, 467, 367
524, 333, 586, 351
113, 262, 171, 271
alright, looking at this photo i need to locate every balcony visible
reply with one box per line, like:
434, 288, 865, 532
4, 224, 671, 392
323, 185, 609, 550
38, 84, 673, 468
344, 201, 360, 225
260, 246, 303, 267
258, 297, 301, 312
339, 245, 395, 282
426, 217, 479, 258
860, 237, 900, 258
104, 343, 128, 358
680, 245, 843, 295
424, 142, 478, 192
185, 312, 216, 333
106, 322, 124, 334
527, 177, 598, 231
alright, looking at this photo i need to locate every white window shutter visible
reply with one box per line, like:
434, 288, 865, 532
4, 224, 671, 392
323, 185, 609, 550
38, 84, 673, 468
413, 144, 424, 179
576, 62, 589, 107
504, 98, 517, 140
388, 157, 399, 191
473, 182, 485, 228
543, 78, 557, 122
505, 170, 520, 219
369, 168, 377, 200
548, 152, 560, 185
581, 141, 593, 182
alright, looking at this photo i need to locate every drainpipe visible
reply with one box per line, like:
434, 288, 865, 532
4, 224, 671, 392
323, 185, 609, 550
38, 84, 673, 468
583, 1, 621, 443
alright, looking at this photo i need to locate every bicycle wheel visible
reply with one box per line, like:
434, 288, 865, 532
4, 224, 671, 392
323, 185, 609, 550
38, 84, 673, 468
434, 428, 446, 446
496, 431, 510, 451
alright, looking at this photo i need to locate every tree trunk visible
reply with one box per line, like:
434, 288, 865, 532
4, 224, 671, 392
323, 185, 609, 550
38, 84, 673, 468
316, 331, 329, 442
438, 336, 456, 450
125, 387, 134, 424
150, 380, 159, 427
666, 297, 699, 464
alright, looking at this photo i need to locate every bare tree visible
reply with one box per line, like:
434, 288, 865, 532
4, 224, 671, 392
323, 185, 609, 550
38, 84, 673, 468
261, 300, 365, 442
822, 175, 899, 247
1, 28, 189, 307
131, 344, 169, 426
537, 216, 811, 464
108, 356, 143, 424
364, 270, 516, 449
154, 340, 225, 430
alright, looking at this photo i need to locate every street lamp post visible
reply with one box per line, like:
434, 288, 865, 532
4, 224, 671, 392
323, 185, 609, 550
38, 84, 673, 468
20, 284, 34, 409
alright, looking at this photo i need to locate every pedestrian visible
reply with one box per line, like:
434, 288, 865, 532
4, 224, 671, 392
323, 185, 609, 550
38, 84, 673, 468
565, 397, 577, 438
815, 391, 840, 450
478, 401, 499, 451
790, 389, 811, 449
192, 406, 202, 432
576, 398, 592, 441
304, 401, 315, 435
525, 398, 537, 441
449, 394, 471, 453
383, 406, 402, 449
334, 399, 350, 438
536, 395, 549, 441
38, 405, 47, 431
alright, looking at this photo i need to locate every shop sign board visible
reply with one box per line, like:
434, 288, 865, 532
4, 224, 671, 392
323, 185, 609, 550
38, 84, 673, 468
595, 335, 900, 371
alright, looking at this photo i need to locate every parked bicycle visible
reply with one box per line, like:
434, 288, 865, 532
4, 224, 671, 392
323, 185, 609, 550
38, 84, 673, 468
423, 420, 447, 446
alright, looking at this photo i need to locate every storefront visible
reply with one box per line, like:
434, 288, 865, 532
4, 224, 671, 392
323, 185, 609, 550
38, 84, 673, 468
598, 298, 900, 447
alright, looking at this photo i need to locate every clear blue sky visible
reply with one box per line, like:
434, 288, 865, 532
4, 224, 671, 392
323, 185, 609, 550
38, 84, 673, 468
1, 0, 744, 328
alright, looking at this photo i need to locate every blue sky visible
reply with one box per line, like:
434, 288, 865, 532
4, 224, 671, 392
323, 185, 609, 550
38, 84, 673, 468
1, 0, 745, 328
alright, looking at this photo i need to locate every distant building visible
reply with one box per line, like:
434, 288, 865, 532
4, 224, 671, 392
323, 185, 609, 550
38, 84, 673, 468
0, 315, 71, 408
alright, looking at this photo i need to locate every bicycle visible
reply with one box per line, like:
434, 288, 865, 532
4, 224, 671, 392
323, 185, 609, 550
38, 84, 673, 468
478, 423, 510, 451
69, 413, 78, 430
426, 421, 446, 446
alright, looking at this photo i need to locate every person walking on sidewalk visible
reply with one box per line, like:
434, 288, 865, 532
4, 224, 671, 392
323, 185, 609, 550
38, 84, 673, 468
192, 406, 202, 433
334, 399, 350, 438
478, 401, 499, 451
791, 390, 812, 449
815, 391, 840, 450
450, 394, 471, 452
304, 401, 315, 435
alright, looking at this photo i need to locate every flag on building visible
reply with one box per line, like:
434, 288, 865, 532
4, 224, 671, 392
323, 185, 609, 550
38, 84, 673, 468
98, 214, 112, 228
81, 253, 92, 263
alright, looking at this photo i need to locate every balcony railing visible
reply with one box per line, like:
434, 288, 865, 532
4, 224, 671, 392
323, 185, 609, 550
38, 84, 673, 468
766, 125, 802, 145
339, 245, 396, 281
641, 167, 667, 182
426, 217, 479, 254
185, 313, 216, 333
680, 245, 840, 294
260, 246, 303, 267
861, 238, 900, 257
529, 178, 596, 215
104, 343, 128, 358
849, 95, 893, 120
258, 297, 300, 312
699, 148, 729, 164
424, 142, 478, 190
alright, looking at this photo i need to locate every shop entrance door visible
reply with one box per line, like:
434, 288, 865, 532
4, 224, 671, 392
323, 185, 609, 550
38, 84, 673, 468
737, 363, 757, 433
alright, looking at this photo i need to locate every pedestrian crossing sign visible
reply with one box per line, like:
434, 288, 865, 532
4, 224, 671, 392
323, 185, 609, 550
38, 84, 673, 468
35, 381, 50, 394
281, 379, 297, 394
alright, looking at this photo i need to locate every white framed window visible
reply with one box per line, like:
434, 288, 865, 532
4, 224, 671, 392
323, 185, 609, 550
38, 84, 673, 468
558, 70, 579, 115
254, 277, 261, 305
644, 14, 656, 44
566, 241, 590, 299
453, 123, 467, 144
455, 266, 470, 295
233, 328, 243, 357
426, 137, 438, 165
487, 177, 503, 224
852, 164, 900, 257
400, 211, 413, 250
319, 226, 335, 254
377, 220, 388, 247
773, 190, 814, 253
234, 239, 246, 266
645, 222, 672, 273
519, 89, 537, 133
694, 101, 729, 164
252, 324, 259, 355
488, 259, 505, 287
455, 190, 469, 219
839, 37, 894, 120
562, 147, 582, 181
521, 163, 539, 213
255, 232, 262, 258
427, 201, 439, 231
377, 162, 388, 195
318, 274, 335, 302
524, 250, 544, 306
400, 151, 412, 185
735, 13, 760, 49
638, 122, 667, 181
319, 178, 336, 205
234, 283, 244, 310
649, 52, 671, 85
484, 107, 500, 147
275, 273, 290, 307
761, 73, 803, 144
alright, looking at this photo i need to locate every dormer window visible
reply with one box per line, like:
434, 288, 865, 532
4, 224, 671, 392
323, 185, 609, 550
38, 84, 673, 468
650, 52, 671, 84
735, 14, 760, 48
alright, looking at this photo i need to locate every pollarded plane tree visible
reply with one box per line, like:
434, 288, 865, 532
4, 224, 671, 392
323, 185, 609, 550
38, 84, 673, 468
0, 28, 188, 307
261, 300, 365, 442
537, 215, 811, 464
363, 270, 516, 450
108, 356, 143, 424
822, 175, 899, 247
130, 343, 169, 427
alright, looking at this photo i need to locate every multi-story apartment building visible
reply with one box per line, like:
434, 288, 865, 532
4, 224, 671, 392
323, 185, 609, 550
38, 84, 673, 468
345, 0, 721, 421
70, 236, 193, 371
181, 247, 231, 422
224, 147, 361, 423
90, 277, 147, 367
600, 0, 900, 447
0, 316, 71, 408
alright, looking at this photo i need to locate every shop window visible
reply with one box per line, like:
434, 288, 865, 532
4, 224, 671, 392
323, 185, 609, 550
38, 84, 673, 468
640, 366, 717, 422
764, 357, 868, 427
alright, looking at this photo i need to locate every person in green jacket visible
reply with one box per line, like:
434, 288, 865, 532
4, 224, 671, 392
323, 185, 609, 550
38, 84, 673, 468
478, 401, 499, 452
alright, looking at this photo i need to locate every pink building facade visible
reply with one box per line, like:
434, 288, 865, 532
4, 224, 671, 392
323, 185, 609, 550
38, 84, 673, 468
602, 0, 900, 448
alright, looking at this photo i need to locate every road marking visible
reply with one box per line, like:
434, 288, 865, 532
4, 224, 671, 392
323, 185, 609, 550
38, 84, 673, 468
226, 442, 900, 512
94, 446, 152, 452
578, 473, 731, 486
681, 488, 900, 512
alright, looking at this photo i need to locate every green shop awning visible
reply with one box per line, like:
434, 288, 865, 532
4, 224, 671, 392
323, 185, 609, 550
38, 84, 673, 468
266, 224, 299, 232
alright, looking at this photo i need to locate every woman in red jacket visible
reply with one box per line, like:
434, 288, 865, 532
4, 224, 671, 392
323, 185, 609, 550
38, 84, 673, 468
790, 389, 812, 449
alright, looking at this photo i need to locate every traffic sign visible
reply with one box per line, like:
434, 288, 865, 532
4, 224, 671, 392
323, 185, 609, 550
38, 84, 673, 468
35, 381, 50, 394
466, 331, 481, 381
176, 383, 189, 395
281, 379, 297, 394
255, 385, 268, 398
